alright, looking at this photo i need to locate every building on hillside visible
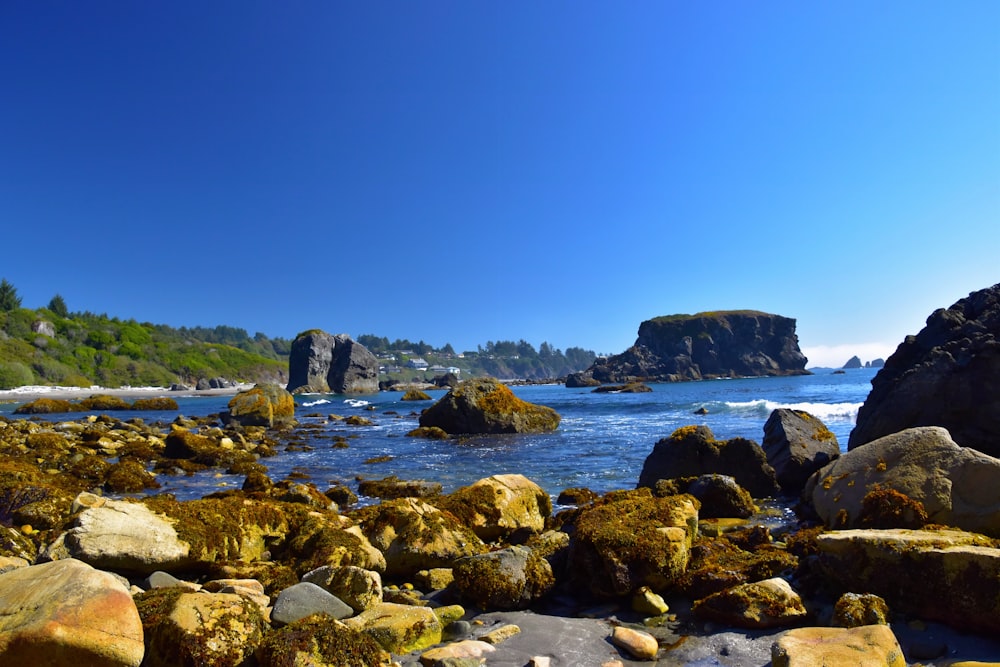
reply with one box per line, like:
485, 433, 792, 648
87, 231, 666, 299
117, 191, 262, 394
406, 358, 428, 370
428, 365, 461, 377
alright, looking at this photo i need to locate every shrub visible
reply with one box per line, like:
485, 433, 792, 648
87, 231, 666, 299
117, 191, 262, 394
0, 361, 33, 389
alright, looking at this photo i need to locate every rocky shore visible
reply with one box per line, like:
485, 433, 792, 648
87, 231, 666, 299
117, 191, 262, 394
3, 285, 1000, 667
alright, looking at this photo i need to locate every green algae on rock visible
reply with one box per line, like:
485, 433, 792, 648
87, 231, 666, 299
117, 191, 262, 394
417, 377, 560, 435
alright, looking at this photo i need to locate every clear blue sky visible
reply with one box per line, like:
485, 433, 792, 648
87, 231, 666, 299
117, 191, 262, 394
2, 2, 998, 368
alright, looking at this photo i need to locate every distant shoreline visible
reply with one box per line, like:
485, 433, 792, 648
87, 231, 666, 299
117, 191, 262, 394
0, 384, 255, 404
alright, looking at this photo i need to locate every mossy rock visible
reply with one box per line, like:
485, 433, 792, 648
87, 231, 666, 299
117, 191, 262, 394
675, 527, 798, 600
79, 394, 131, 411
564, 488, 698, 598
401, 389, 432, 401
405, 426, 449, 439
255, 613, 393, 667
14, 397, 76, 414
227, 384, 297, 428
132, 397, 180, 411
453, 544, 555, 611
418, 377, 560, 435
104, 459, 161, 493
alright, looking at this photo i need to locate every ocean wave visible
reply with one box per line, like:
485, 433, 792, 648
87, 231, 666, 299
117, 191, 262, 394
724, 399, 861, 421
344, 398, 370, 408
301, 399, 332, 407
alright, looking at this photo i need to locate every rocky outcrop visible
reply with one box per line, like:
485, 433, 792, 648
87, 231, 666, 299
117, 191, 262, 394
418, 377, 561, 435
762, 408, 840, 495
572, 311, 809, 385
814, 528, 1000, 635
804, 426, 1000, 536
842, 355, 863, 369
849, 283, 1000, 456
437, 474, 552, 542
638, 425, 780, 498
226, 383, 296, 428
286, 330, 379, 394
453, 545, 555, 610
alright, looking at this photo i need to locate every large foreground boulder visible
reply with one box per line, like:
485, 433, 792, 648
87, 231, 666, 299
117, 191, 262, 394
638, 425, 779, 498
849, 283, 1000, 457
418, 378, 560, 435
804, 426, 1000, 536
226, 383, 296, 428
814, 528, 1000, 635
0, 558, 144, 666
762, 408, 840, 494
437, 474, 552, 542
286, 330, 379, 394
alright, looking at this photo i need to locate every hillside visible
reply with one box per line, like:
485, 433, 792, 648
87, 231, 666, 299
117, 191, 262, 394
0, 307, 289, 389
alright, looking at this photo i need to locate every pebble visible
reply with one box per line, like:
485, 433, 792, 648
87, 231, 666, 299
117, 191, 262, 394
611, 626, 659, 660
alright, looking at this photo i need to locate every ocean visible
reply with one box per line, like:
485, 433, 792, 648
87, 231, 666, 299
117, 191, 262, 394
1, 368, 877, 503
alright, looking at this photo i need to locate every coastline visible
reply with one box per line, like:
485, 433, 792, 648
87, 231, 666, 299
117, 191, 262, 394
0, 383, 255, 404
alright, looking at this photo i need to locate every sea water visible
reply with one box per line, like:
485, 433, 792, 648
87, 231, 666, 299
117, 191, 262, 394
0, 368, 877, 502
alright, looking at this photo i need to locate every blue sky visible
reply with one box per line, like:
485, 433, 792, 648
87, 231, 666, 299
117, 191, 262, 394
2, 2, 998, 368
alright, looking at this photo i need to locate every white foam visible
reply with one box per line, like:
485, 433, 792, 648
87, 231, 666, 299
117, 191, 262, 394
344, 398, 370, 408
724, 399, 861, 422
302, 399, 332, 407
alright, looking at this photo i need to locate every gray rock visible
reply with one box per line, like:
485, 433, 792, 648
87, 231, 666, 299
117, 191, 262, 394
849, 283, 1000, 457
142, 571, 187, 590
453, 545, 554, 611
805, 426, 1000, 536
271, 581, 354, 627
762, 408, 840, 494
301, 565, 382, 613
286, 330, 379, 394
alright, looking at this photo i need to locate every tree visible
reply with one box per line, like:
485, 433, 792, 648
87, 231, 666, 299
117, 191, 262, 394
0, 278, 21, 312
48, 293, 68, 318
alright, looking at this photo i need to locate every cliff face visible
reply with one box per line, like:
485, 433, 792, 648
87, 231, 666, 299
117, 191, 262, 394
570, 311, 809, 385
848, 283, 1000, 456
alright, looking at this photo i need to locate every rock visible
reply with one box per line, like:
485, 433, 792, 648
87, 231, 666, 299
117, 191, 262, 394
833, 592, 890, 627
226, 383, 296, 428
43, 498, 192, 574
419, 640, 496, 666
131, 396, 180, 410
302, 564, 383, 612
352, 497, 487, 578
565, 371, 601, 387
402, 389, 433, 401
0, 558, 144, 667
762, 408, 840, 494
581, 311, 809, 384
418, 378, 560, 434
271, 581, 354, 626
142, 570, 199, 591
849, 283, 1000, 457
480, 623, 522, 644
654, 474, 756, 519
692, 577, 807, 629
638, 425, 779, 498
343, 602, 443, 653
675, 526, 798, 600
438, 474, 552, 541
196, 378, 212, 390
256, 615, 393, 667
564, 489, 698, 598
286, 330, 380, 394
453, 545, 555, 611
804, 426, 1000, 536
407, 426, 450, 439
631, 586, 669, 616
136, 589, 267, 667
771, 625, 905, 667
814, 528, 1000, 635
842, 355, 863, 369
610, 626, 659, 660
358, 476, 443, 500
592, 382, 653, 393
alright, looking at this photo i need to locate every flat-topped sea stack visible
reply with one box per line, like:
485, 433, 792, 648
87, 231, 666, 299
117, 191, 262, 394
568, 310, 809, 385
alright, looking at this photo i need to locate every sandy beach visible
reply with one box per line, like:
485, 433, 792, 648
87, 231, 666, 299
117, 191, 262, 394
0, 384, 255, 405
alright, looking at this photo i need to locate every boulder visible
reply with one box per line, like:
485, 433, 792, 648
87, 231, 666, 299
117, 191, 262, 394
849, 283, 1000, 457
675, 526, 798, 600
302, 564, 383, 612
581, 311, 809, 383
771, 625, 905, 667
343, 602, 443, 653
401, 389, 432, 401
814, 528, 1000, 635
352, 497, 487, 578
610, 626, 659, 661
804, 426, 1000, 536
692, 577, 807, 629
833, 592, 890, 628
135, 589, 267, 667
357, 476, 443, 500
564, 489, 698, 598
453, 545, 555, 611
638, 425, 779, 498
762, 408, 840, 494
564, 371, 600, 388
271, 581, 354, 627
255, 615, 393, 667
0, 558, 144, 667
226, 383, 296, 428
654, 474, 756, 519
438, 474, 552, 541
286, 330, 379, 394
43, 499, 192, 574
418, 377, 560, 435
418, 640, 496, 665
